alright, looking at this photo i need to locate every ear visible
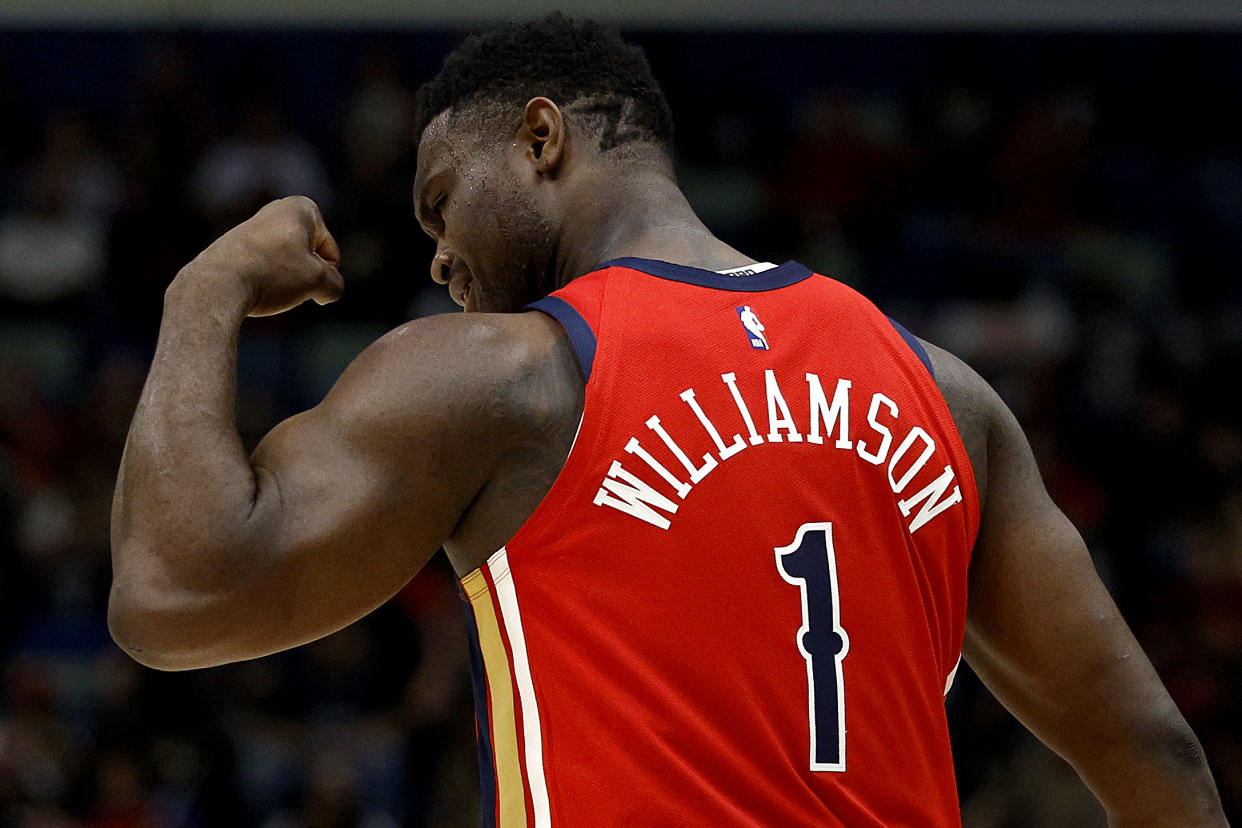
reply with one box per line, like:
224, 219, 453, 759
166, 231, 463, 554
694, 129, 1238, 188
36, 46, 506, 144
519, 97, 566, 175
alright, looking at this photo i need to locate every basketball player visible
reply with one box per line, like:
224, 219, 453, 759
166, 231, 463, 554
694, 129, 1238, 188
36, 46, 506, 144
110, 15, 1226, 826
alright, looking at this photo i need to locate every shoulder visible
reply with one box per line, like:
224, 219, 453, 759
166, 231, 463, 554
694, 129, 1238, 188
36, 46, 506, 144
340, 310, 568, 397
917, 337, 1003, 513
319, 310, 578, 452
342, 311, 583, 568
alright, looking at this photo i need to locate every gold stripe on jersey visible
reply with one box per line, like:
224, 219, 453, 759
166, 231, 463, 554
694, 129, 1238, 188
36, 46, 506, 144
463, 569, 528, 827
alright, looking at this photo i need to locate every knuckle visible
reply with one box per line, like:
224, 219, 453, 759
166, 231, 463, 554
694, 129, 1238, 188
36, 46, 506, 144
286, 194, 321, 222
283, 219, 304, 243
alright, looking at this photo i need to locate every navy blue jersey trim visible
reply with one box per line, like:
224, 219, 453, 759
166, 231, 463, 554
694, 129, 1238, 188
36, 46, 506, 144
600, 257, 813, 292
888, 317, 935, 377
462, 600, 498, 828
527, 295, 597, 380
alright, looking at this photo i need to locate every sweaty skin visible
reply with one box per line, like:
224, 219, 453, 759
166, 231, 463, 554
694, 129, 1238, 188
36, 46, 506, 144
110, 96, 1226, 826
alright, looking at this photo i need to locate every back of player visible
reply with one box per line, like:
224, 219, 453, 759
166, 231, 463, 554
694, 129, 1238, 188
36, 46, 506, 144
460, 258, 980, 827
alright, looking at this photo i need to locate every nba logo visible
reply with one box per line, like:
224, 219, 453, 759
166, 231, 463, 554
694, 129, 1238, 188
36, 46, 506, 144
736, 305, 769, 350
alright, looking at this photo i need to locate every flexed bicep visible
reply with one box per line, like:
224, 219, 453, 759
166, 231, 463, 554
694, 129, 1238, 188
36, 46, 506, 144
111, 310, 517, 671
239, 326, 499, 643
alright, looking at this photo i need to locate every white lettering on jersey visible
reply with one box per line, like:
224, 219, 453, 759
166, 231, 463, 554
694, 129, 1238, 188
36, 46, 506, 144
624, 437, 691, 499
593, 460, 680, 530
681, 388, 747, 461
765, 369, 804, 443
647, 415, 718, 484
593, 371, 967, 535
888, 427, 936, 494
856, 393, 898, 465
806, 375, 852, 449
722, 372, 765, 446
898, 465, 964, 533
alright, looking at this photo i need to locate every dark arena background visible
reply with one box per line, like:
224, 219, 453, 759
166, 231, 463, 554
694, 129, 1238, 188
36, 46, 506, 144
1, 1, 1240, 824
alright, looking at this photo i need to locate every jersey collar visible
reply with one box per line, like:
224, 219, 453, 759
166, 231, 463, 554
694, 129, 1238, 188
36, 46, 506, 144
599, 257, 813, 292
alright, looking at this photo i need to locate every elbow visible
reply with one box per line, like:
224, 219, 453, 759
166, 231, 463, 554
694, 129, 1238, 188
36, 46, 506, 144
1143, 716, 1214, 780
1156, 722, 1223, 805
108, 567, 226, 672
1107, 718, 1228, 825
107, 582, 185, 671
1168, 727, 1209, 773
106, 596, 154, 668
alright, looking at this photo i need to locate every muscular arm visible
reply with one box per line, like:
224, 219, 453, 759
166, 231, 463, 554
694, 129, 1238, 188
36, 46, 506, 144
925, 342, 1226, 826
109, 199, 516, 670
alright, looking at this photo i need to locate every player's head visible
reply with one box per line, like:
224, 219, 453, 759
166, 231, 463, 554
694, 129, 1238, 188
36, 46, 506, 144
412, 13, 674, 312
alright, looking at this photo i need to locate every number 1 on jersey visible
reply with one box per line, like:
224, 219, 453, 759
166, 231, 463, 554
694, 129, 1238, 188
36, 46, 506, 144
775, 522, 850, 772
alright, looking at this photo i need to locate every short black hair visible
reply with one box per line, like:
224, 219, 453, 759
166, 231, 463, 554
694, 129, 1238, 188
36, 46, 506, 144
415, 14, 674, 157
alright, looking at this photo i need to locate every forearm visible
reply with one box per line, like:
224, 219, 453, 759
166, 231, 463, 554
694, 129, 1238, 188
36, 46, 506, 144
1071, 701, 1224, 826
110, 265, 261, 657
969, 584, 1226, 825
966, 531, 1226, 825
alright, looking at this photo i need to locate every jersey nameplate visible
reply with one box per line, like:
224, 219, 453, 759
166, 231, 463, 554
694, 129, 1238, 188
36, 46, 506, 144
592, 369, 965, 534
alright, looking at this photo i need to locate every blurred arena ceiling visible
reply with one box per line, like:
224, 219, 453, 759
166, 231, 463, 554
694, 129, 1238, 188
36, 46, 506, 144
0, 0, 1241, 29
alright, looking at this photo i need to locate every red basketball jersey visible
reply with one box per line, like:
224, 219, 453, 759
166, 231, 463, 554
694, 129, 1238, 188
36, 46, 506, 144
460, 258, 980, 827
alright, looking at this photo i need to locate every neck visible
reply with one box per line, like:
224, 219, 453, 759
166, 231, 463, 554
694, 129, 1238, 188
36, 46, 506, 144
553, 166, 756, 288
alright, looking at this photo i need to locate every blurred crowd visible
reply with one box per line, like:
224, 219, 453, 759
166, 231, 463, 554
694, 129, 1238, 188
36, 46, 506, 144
0, 26, 1239, 827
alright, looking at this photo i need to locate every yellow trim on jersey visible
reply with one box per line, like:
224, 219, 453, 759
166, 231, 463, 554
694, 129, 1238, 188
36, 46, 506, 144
462, 569, 528, 828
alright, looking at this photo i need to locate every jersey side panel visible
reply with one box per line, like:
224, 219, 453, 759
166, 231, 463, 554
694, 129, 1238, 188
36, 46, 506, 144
460, 570, 529, 827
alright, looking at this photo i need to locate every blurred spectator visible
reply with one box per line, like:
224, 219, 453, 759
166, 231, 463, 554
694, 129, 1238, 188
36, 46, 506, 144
332, 42, 432, 323
191, 59, 331, 230
0, 114, 118, 307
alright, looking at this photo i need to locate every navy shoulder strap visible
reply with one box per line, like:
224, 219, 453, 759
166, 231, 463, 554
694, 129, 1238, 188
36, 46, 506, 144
887, 317, 934, 377
526, 295, 597, 380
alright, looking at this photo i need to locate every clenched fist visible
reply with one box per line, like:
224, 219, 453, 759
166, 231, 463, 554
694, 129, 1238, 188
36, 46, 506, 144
177, 196, 344, 317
